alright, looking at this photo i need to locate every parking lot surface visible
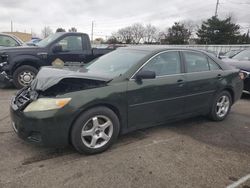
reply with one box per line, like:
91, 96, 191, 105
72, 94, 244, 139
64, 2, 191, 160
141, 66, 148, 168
0, 89, 249, 188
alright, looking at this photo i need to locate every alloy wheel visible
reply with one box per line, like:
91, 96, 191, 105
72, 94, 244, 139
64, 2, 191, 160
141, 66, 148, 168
81, 115, 113, 149
216, 95, 230, 118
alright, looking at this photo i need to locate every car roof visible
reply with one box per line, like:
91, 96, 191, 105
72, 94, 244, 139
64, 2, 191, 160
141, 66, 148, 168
118, 46, 234, 70
120, 46, 212, 54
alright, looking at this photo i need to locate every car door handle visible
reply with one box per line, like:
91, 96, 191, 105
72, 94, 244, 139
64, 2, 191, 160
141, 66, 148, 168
177, 79, 184, 87
217, 74, 222, 79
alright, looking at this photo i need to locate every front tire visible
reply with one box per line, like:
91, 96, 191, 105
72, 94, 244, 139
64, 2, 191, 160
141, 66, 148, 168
71, 107, 120, 154
13, 65, 38, 89
209, 91, 232, 121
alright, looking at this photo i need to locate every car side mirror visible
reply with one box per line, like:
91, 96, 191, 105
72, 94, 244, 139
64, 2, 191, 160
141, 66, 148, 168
136, 70, 156, 80
52, 44, 63, 53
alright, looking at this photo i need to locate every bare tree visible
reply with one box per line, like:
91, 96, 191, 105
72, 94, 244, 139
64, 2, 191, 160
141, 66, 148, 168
144, 24, 157, 43
108, 32, 123, 43
117, 26, 133, 44
181, 20, 200, 38
130, 23, 145, 44
156, 30, 168, 44
116, 23, 161, 44
68, 27, 77, 32
41, 26, 53, 38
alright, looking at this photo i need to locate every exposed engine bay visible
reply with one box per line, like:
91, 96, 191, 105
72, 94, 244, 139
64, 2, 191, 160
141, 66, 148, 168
13, 78, 107, 111
13, 67, 112, 111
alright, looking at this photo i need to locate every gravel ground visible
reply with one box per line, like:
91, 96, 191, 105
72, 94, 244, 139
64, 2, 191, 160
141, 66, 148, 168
0, 89, 249, 188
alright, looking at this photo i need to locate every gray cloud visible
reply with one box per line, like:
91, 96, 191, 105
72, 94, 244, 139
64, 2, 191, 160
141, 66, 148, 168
0, 0, 249, 38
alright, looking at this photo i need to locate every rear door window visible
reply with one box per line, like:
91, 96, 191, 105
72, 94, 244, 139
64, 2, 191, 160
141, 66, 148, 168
183, 51, 209, 73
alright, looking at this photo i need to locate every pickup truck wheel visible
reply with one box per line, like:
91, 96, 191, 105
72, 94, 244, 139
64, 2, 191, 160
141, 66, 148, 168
13, 65, 38, 89
71, 107, 120, 154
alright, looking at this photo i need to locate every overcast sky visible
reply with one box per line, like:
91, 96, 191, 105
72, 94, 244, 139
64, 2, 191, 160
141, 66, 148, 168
0, 0, 249, 38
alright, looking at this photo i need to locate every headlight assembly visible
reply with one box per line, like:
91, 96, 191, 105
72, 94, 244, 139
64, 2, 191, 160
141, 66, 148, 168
24, 98, 71, 112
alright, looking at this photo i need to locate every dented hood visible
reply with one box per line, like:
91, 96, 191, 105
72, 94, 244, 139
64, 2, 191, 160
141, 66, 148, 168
30, 66, 112, 91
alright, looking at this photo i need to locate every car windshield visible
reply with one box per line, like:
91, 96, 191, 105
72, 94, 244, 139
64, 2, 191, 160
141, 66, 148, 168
232, 50, 250, 61
85, 49, 148, 77
36, 33, 62, 47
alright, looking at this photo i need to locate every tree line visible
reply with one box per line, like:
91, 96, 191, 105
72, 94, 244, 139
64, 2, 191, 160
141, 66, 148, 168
41, 27, 77, 38
106, 16, 250, 45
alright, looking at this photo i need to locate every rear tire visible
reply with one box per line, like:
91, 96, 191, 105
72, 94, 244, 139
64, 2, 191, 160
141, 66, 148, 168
209, 91, 232, 121
13, 65, 38, 89
71, 107, 120, 154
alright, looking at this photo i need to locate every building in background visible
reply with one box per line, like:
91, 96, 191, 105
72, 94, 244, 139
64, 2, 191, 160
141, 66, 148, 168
3, 32, 32, 42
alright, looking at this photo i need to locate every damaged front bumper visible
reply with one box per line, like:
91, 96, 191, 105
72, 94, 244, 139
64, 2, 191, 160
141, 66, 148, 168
10, 104, 71, 147
10, 87, 75, 147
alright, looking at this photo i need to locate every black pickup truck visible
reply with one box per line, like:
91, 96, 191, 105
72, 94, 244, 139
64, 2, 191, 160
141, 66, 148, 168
0, 32, 113, 88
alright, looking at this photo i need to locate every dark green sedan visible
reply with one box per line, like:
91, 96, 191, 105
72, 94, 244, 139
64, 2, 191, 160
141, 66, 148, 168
10, 47, 244, 154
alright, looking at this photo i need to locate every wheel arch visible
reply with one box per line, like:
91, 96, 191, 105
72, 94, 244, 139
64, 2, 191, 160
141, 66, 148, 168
68, 103, 123, 145
224, 87, 235, 104
11, 58, 40, 75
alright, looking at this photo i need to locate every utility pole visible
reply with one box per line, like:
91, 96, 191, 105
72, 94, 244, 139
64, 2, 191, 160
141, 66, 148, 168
215, 0, 219, 17
11, 20, 13, 32
91, 21, 94, 43
45, 26, 47, 38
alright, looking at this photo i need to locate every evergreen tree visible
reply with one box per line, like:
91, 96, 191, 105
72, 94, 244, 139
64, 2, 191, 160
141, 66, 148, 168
167, 22, 191, 44
197, 16, 240, 44
56, 28, 66, 32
